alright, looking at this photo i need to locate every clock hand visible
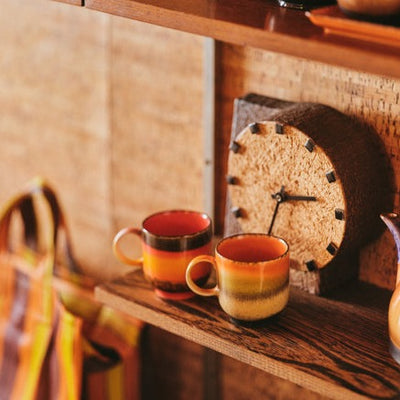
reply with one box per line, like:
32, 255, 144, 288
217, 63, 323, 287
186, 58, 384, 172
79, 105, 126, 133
268, 200, 280, 235
285, 194, 317, 201
268, 186, 285, 235
269, 187, 316, 235
271, 187, 316, 203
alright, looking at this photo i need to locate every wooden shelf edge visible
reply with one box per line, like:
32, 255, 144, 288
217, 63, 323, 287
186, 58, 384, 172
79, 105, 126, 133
84, 0, 400, 79
95, 270, 400, 400
96, 284, 350, 400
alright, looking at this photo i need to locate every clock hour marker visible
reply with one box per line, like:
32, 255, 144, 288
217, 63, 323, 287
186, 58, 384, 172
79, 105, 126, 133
230, 141, 241, 153
231, 206, 242, 218
304, 139, 315, 152
249, 123, 259, 134
275, 123, 284, 134
335, 208, 345, 220
226, 175, 238, 185
305, 260, 317, 272
326, 171, 336, 183
326, 242, 338, 255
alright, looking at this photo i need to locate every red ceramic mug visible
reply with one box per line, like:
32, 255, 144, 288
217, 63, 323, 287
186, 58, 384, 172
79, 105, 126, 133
113, 210, 213, 300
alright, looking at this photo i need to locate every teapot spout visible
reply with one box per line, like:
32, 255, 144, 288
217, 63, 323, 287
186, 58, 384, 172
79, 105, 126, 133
381, 213, 400, 285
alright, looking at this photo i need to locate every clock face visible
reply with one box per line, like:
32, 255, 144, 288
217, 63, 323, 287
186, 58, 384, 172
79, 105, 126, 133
227, 121, 347, 271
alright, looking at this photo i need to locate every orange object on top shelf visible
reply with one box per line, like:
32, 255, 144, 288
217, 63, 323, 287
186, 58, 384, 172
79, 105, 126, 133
307, 5, 400, 47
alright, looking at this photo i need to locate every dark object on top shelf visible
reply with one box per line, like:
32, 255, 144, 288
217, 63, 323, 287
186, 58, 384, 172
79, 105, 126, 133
276, 0, 336, 11
337, 0, 400, 24
340, 9, 400, 25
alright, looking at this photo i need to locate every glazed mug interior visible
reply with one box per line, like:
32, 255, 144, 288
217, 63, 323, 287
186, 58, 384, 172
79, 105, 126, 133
113, 210, 212, 300
186, 233, 290, 321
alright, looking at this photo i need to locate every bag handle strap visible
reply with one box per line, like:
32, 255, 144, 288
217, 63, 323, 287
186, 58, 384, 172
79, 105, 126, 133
0, 178, 48, 254
0, 178, 95, 285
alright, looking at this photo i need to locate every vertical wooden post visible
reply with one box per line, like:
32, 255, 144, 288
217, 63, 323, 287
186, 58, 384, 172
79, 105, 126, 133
202, 37, 220, 400
203, 37, 216, 222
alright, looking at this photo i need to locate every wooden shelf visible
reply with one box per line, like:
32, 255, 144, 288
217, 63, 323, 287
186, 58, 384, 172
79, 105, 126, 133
83, 0, 400, 79
95, 269, 400, 400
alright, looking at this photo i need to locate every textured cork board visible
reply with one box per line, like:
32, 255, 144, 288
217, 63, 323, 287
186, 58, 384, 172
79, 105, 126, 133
215, 45, 400, 291
228, 121, 346, 270
224, 94, 393, 294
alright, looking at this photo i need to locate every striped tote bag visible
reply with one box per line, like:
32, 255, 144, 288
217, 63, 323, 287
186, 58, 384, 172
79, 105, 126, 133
0, 178, 142, 400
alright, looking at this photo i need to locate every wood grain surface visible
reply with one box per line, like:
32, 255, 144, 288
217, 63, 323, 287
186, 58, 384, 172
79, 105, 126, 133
84, 0, 400, 80
96, 269, 399, 400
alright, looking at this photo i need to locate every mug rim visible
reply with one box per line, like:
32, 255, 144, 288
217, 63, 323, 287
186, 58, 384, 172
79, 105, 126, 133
215, 233, 289, 264
142, 209, 212, 239
141, 209, 213, 252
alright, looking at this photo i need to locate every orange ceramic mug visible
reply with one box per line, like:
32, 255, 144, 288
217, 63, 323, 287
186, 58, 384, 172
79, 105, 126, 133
186, 233, 290, 321
113, 210, 212, 300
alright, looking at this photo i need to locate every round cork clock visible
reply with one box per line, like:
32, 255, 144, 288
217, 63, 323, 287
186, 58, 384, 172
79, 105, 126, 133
227, 102, 392, 271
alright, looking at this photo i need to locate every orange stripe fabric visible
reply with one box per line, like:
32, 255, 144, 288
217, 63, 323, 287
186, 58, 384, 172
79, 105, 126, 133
57, 308, 82, 400
0, 180, 144, 400
10, 272, 53, 400
84, 307, 142, 400
0, 262, 16, 365
0, 269, 31, 400
36, 310, 61, 400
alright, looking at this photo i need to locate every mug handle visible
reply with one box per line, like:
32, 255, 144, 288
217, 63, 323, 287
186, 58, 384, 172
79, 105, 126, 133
112, 227, 143, 267
186, 255, 219, 296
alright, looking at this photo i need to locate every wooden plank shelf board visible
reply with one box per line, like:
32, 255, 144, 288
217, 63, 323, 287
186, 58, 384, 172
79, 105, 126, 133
95, 270, 400, 400
84, 0, 400, 79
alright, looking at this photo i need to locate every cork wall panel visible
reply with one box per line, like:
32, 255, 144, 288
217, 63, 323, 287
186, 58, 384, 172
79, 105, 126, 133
0, 0, 114, 280
0, 2, 205, 280
110, 18, 205, 257
216, 43, 400, 290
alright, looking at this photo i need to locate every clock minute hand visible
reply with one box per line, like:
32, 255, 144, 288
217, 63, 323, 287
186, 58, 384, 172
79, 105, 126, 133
285, 194, 317, 201
271, 187, 316, 203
